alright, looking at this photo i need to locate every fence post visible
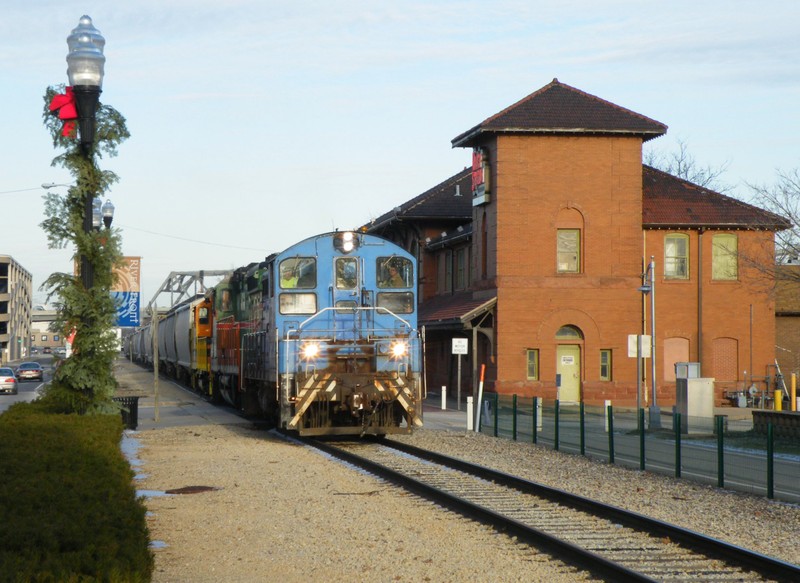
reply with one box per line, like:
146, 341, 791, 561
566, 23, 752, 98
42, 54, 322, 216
466, 396, 474, 431
532, 397, 538, 445
674, 412, 682, 478
580, 402, 585, 456
441, 386, 447, 410
607, 404, 615, 464
639, 408, 645, 471
554, 399, 560, 451
717, 415, 725, 488
512, 394, 518, 441
767, 423, 774, 499
493, 392, 499, 437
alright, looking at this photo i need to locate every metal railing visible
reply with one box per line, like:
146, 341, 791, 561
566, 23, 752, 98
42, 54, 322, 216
475, 394, 800, 504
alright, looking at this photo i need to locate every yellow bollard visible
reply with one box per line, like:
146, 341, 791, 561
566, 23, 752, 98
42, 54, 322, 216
792, 373, 797, 412
775, 387, 782, 411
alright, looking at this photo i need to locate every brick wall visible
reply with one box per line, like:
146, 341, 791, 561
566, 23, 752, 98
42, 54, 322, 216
478, 133, 778, 407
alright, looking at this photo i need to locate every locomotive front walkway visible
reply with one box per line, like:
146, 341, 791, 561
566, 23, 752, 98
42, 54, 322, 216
113, 356, 465, 431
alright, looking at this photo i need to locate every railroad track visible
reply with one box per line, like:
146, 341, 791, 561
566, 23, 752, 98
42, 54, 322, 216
305, 437, 800, 583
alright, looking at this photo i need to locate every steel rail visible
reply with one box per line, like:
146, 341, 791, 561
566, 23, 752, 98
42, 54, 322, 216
306, 437, 657, 583
381, 439, 800, 583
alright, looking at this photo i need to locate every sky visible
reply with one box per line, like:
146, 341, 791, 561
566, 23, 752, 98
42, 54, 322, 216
2, 0, 798, 309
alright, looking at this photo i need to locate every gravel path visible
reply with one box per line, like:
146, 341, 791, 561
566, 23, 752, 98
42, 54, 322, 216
134, 424, 799, 582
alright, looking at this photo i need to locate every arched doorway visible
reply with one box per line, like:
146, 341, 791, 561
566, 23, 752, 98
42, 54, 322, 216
556, 325, 583, 402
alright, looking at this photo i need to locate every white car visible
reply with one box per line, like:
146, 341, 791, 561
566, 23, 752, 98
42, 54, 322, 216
0, 367, 18, 394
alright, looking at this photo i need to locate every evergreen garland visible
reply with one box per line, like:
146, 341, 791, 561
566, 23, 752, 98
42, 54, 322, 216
40, 85, 131, 413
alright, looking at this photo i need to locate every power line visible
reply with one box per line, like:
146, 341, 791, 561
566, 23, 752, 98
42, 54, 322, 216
0, 187, 47, 196
117, 224, 267, 252
3, 185, 269, 252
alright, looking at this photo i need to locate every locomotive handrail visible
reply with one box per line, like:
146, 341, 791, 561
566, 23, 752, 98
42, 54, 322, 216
287, 306, 413, 338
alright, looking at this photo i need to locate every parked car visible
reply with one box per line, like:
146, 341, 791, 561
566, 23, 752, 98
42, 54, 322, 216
0, 367, 18, 394
15, 362, 44, 382
54, 347, 67, 357
43, 347, 52, 354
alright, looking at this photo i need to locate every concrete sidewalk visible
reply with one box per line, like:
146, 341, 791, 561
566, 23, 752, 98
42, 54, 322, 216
113, 358, 245, 431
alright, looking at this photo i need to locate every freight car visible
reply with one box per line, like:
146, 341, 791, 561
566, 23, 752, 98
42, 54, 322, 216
128, 231, 423, 436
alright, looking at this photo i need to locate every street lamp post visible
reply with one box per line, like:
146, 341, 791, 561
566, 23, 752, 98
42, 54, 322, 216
65, 15, 105, 290
638, 256, 660, 428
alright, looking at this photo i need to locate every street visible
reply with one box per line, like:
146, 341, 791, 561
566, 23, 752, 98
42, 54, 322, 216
0, 356, 52, 414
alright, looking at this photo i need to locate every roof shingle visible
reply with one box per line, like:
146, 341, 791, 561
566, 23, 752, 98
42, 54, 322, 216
642, 165, 790, 230
365, 168, 472, 231
453, 79, 668, 148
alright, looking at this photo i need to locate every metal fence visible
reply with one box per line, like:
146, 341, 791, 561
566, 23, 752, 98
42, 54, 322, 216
476, 394, 800, 504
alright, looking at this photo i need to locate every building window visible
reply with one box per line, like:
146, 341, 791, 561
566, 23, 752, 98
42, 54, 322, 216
556, 325, 583, 340
526, 349, 539, 380
455, 247, 469, 290
481, 210, 488, 279
664, 234, 689, 279
600, 350, 612, 381
712, 234, 738, 280
53, 335, 60, 342
557, 229, 580, 273
41, 335, 47, 342
437, 250, 452, 294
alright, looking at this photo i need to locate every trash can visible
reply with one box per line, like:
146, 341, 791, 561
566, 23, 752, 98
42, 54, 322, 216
113, 396, 140, 430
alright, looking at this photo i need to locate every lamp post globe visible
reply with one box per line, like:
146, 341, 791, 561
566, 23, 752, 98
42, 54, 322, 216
92, 197, 103, 229
101, 199, 115, 229
66, 16, 105, 154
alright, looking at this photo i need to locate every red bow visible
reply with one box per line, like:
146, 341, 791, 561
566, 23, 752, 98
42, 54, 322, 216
49, 86, 78, 138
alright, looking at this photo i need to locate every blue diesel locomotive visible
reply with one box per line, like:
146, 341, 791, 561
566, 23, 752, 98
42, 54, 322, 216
129, 231, 424, 437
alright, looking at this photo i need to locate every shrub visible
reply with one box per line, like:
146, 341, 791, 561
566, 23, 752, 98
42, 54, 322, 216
0, 402, 153, 582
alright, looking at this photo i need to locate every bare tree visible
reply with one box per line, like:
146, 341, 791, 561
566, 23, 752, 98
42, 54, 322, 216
748, 168, 800, 277
645, 139, 732, 194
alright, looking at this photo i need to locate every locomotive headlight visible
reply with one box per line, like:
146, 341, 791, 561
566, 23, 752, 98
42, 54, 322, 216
390, 341, 408, 358
334, 231, 359, 254
342, 232, 354, 252
301, 342, 320, 359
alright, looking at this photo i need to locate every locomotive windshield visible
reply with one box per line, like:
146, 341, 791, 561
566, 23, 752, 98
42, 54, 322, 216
377, 257, 412, 289
335, 257, 358, 289
280, 257, 316, 289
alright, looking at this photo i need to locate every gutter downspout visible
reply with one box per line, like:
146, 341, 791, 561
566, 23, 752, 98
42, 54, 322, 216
697, 229, 704, 365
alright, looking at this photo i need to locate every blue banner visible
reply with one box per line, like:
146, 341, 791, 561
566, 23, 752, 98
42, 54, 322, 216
113, 291, 140, 327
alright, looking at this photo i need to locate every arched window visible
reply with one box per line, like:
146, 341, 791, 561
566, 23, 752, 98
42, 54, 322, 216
663, 337, 690, 381
556, 325, 583, 340
712, 337, 738, 381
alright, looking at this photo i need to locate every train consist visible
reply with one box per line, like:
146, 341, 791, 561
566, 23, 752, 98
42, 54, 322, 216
125, 231, 423, 436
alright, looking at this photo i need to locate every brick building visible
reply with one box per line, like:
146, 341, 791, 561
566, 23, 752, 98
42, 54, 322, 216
367, 79, 788, 408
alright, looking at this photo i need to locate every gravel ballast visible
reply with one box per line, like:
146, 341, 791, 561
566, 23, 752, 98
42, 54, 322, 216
134, 423, 800, 582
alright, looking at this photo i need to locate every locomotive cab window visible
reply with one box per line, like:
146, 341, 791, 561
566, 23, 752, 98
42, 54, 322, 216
335, 257, 358, 289
377, 257, 412, 288
279, 293, 317, 315
376, 292, 414, 314
279, 257, 316, 289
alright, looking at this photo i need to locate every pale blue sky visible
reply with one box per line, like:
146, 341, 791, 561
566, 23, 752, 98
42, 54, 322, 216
2, 1, 798, 306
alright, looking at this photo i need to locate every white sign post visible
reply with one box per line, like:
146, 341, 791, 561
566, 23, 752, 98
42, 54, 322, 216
452, 338, 468, 410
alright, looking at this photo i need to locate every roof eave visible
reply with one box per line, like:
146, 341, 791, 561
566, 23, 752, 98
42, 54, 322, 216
453, 127, 665, 148
643, 222, 790, 231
